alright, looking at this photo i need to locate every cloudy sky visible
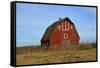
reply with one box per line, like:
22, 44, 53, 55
16, 3, 96, 47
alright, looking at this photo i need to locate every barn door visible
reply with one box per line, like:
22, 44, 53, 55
61, 33, 70, 48
62, 39, 70, 48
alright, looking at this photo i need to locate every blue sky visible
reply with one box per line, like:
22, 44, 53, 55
16, 3, 96, 47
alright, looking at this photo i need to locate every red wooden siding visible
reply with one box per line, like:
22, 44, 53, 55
41, 17, 80, 48
50, 20, 79, 46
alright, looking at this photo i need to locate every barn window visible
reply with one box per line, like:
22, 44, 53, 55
58, 25, 61, 30
62, 21, 69, 31
64, 33, 68, 39
65, 21, 67, 30
62, 22, 64, 31
67, 21, 69, 30
71, 25, 73, 30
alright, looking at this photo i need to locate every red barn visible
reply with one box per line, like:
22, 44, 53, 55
41, 17, 80, 48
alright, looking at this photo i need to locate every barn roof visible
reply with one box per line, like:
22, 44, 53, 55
41, 17, 75, 41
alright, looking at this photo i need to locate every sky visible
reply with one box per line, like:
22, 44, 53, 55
16, 3, 96, 47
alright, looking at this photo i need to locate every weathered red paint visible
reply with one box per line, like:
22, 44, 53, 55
50, 20, 79, 46
41, 18, 80, 47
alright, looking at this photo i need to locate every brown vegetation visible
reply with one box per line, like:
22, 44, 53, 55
16, 43, 97, 65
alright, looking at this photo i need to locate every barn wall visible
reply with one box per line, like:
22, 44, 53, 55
50, 20, 79, 46
50, 27, 63, 45
41, 40, 50, 47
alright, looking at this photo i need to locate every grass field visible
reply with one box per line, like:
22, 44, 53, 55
16, 43, 97, 65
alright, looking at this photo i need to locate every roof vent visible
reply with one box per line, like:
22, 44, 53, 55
59, 17, 61, 20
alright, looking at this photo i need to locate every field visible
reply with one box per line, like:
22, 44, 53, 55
16, 43, 97, 65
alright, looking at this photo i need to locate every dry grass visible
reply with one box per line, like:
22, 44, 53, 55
16, 44, 97, 65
